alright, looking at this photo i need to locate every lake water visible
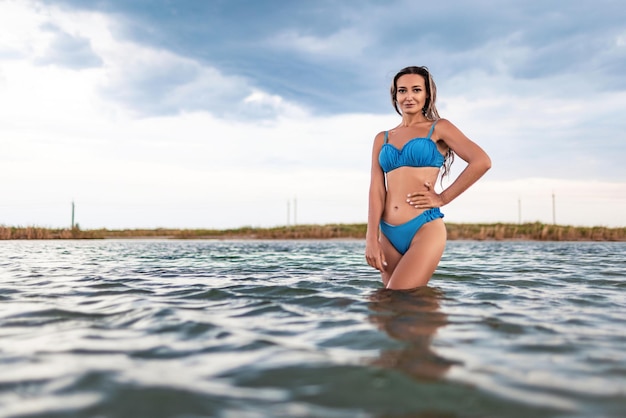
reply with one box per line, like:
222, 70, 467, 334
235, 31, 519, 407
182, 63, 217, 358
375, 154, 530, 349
0, 239, 624, 418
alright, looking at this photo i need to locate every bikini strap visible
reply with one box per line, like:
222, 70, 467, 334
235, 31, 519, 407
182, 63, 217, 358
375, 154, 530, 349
426, 120, 439, 139
384, 131, 389, 143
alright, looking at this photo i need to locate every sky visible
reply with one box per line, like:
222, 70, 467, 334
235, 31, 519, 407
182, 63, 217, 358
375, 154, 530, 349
1, 0, 625, 229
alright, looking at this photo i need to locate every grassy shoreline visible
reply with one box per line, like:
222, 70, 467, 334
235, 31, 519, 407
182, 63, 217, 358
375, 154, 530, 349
1, 223, 625, 241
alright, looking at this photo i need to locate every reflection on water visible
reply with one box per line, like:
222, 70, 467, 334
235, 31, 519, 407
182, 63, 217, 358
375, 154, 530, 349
368, 287, 459, 381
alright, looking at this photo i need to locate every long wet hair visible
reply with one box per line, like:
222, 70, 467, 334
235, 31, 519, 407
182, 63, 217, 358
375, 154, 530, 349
390, 66, 454, 180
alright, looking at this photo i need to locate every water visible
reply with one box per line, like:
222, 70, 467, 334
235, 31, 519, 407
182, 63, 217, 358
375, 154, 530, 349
0, 239, 624, 418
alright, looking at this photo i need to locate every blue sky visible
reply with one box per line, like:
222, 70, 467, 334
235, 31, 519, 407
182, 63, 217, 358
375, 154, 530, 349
1, 0, 625, 228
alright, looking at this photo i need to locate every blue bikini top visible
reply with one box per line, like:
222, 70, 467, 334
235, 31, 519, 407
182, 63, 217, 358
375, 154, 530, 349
378, 120, 444, 173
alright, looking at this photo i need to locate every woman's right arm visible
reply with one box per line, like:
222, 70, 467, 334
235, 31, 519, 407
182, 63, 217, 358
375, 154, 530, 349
365, 132, 387, 271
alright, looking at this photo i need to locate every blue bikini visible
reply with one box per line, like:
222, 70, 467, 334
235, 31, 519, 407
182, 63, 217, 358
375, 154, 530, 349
378, 120, 445, 255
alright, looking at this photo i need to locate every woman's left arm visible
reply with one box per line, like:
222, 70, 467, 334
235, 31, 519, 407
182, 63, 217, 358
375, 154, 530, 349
412, 119, 491, 208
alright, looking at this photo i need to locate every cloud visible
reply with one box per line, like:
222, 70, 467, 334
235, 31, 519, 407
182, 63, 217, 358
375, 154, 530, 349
445, 178, 626, 227
1, 0, 625, 229
268, 28, 371, 59
96, 38, 317, 119
0, 1, 307, 119
0, 104, 388, 228
100, 45, 252, 117
38, 0, 626, 116
34, 23, 103, 69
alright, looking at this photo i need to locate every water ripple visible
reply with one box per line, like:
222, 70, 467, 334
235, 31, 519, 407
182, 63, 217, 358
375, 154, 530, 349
0, 240, 624, 417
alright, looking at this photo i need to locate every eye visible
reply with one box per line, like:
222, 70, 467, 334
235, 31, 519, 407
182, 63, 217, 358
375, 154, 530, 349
413, 88, 422, 93
398, 88, 407, 93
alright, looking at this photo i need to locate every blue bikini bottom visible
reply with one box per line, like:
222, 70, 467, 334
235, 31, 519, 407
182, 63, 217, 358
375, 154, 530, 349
380, 208, 444, 255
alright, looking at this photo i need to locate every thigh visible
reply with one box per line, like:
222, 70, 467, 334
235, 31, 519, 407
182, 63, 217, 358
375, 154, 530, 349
386, 219, 447, 290
379, 232, 402, 287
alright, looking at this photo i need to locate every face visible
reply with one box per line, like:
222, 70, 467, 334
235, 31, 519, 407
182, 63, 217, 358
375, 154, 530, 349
395, 74, 428, 115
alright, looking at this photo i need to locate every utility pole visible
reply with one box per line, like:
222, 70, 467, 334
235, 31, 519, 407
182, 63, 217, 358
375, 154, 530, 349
518, 198, 521, 224
71, 201, 75, 229
293, 197, 297, 225
552, 191, 556, 225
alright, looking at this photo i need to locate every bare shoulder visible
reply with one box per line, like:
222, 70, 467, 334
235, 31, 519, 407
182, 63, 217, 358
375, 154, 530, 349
434, 118, 469, 142
435, 118, 460, 133
372, 130, 387, 148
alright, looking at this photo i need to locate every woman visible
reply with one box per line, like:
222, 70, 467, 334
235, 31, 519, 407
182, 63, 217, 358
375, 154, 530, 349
365, 66, 491, 289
